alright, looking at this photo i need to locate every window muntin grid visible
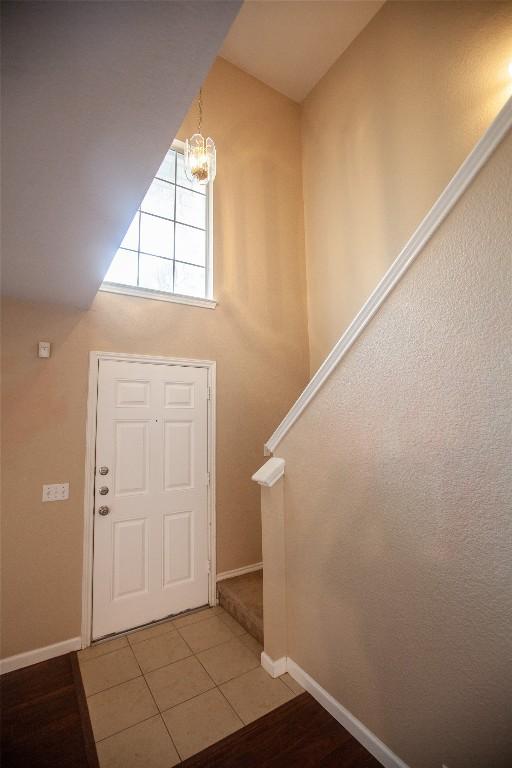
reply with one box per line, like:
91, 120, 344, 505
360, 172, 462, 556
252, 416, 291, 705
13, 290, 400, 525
103, 144, 211, 300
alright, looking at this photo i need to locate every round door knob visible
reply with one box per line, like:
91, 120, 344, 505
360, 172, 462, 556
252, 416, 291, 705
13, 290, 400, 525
98, 506, 110, 516
98, 486, 109, 496
98, 466, 109, 476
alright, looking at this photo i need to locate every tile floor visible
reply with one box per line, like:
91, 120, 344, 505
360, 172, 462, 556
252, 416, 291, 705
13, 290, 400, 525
78, 606, 303, 767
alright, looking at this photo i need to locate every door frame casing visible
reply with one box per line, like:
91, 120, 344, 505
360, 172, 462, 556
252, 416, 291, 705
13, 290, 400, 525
81, 350, 217, 649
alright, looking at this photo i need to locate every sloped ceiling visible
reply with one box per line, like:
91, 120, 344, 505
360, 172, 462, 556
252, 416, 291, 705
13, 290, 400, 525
1, 0, 241, 308
221, 0, 384, 102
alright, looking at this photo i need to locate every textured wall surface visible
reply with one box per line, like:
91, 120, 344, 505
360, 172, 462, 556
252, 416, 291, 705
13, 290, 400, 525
302, 0, 512, 371
279, 129, 512, 767
0, 58, 309, 658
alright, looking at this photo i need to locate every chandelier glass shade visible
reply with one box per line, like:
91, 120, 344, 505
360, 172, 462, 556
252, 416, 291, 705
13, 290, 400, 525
184, 90, 216, 186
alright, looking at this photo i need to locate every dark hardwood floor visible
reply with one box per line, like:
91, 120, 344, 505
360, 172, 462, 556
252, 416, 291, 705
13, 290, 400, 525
0, 652, 98, 768
182, 692, 382, 768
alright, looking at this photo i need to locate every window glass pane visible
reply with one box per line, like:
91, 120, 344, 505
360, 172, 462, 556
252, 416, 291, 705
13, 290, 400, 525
176, 187, 206, 229
175, 223, 206, 267
156, 149, 176, 183
140, 213, 174, 258
140, 178, 175, 219
174, 261, 205, 298
176, 152, 206, 194
104, 248, 138, 286
120, 211, 139, 250
139, 253, 174, 293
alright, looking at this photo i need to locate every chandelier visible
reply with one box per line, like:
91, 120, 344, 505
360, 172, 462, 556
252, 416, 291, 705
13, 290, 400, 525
184, 89, 216, 186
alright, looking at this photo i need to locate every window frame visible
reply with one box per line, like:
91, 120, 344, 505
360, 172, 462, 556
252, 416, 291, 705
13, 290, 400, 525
100, 139, 216, 309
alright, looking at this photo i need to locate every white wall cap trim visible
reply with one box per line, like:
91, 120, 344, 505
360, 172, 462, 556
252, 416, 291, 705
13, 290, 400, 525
217, 562, 263, 582
252, 457, 285, 486
286, 658, 410, 768
265, 95, 512, 455
0, 637, 82, 675
260, 652, 287, 678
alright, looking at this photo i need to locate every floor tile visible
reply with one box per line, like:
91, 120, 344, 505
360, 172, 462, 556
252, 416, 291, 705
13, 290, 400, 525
239, 632, 263, 658
217, 613, 246, 636
197, 638, 260, 685
96, 715, 180, 768
172, 606, 216, 629
177, 616, 234, 653
80, 647, 140, 696
78, 635, 128, 663
87, 677, 158, 742
128, 620, 176, 646
280, 672, 305, 696
131, 632, 192, 674
162, 688, 243, 760
145, 656, 215, 711
220, 666, 294, 724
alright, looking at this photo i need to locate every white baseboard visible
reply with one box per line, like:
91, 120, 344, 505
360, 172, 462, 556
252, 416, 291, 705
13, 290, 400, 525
286, 658, 410, 768
261, 651, 287, 678
0, 637, 82, 675
216, 561, 263, 582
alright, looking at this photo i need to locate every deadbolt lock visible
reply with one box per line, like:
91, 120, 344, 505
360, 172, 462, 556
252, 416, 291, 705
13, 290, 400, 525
98, 486, 109, 496
98, 466, 109, 476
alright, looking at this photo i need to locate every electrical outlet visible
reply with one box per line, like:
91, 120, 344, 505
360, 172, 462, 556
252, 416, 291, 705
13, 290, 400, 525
42, 483, 69, 502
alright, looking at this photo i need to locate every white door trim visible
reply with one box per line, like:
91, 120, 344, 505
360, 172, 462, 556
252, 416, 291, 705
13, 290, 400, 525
81, 351, 216, 649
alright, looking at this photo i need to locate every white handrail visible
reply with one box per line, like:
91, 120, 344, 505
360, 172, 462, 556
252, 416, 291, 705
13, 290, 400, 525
265, 95, 512, 456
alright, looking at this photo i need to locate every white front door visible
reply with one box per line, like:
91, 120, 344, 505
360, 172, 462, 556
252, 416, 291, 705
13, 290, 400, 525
92, 359, 210, 639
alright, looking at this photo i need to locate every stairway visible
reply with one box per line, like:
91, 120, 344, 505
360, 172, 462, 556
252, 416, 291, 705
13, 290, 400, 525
217, 570, 263, 644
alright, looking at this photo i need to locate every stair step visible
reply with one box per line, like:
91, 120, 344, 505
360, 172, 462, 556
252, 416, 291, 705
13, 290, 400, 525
217, 570, 263, 644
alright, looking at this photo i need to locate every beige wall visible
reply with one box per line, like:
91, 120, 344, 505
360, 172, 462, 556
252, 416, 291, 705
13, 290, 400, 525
279, 129, 512, 768
302, 0, 512, 371
0, 57, 309, 658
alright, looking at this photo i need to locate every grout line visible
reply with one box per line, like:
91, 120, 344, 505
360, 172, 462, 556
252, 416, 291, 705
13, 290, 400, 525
174, 621, 238, 653
128, 634, 183, 762
86, 674, 144, 702
193, 638, 260, 685
172, 652, 246, 741
161, 715, 185, 763
172, 607, 223, 630
192, 642, 253, 724
127, 624, 178, 648
175, 636, 234, 655
279, 674, 303, 696
78, 640, 131, 664
94, 712, 160, 745
129, 627, 196, 675
216, 682, 247, 727
159, 680, 219, 716
131, 650, 194, 677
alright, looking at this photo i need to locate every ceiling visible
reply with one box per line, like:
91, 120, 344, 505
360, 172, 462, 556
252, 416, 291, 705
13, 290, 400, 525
1, 0, 240, 308
221, 0, 385, 102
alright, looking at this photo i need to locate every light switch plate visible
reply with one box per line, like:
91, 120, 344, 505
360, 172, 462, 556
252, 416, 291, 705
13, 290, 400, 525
42, 483, 69, 502
38, 341, 51, 358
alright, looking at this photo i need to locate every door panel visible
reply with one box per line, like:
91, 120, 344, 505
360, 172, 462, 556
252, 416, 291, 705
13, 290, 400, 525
163, 512, 193, 585
164, 421, 193, 489
112, 518, 148, 598
114, 421, 149, 495
92, 359, 210, 639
